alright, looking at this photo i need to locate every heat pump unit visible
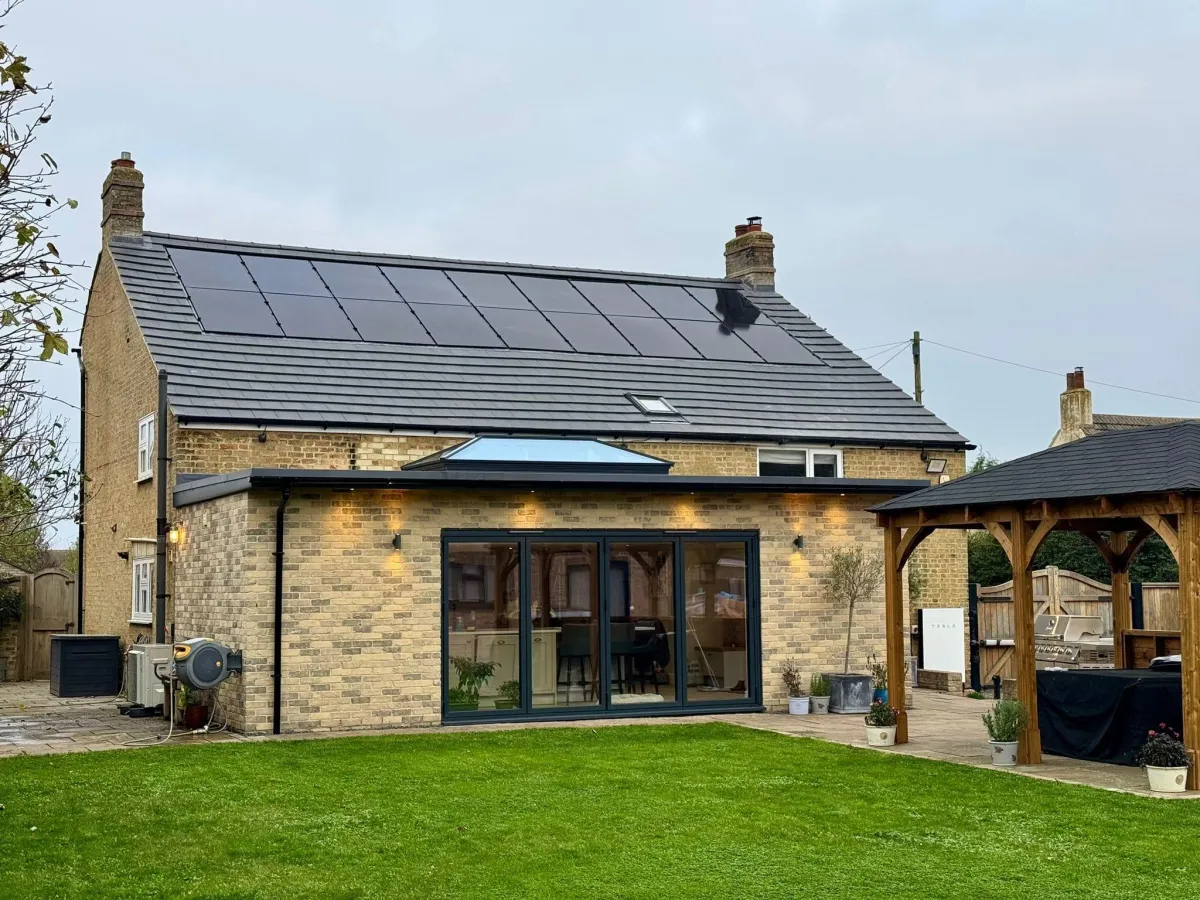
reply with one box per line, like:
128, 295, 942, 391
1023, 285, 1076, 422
127, 644, 172, 708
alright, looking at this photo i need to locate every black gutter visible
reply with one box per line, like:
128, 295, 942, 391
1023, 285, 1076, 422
154, 371, 169, 644
73, 348, 85, 632
273, 484, 291, 735
174, 468, 930, 508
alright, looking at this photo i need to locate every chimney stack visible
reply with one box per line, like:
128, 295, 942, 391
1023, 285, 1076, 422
724, 216, 775, 290
101, 151, 144, 243
1059, 366, 1093, 441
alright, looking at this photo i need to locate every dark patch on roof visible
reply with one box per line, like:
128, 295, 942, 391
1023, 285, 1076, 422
873, 420, 1200, 513
105, 232, 969, 447
1083, 414, 1194, 437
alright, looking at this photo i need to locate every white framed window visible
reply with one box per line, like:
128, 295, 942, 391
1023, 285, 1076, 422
137, 414, 155, 482
131, 555, 153, 625
757, 447, 843, 478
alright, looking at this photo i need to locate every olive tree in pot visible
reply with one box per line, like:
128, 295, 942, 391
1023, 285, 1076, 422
781, 659, 808, 715
825, 546, 882, 714
1135, 725, 1191, 793
982, 698, 1027, 766
864, 700, 899, 747
809, 673, 831, 714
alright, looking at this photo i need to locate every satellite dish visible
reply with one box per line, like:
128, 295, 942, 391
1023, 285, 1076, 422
173, 638, 243, 690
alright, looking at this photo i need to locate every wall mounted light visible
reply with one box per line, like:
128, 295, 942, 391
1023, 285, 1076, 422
792, 535, 805, 551
168, 524, 181, 545
391, 533, 403, 550
921, 451, 947, 475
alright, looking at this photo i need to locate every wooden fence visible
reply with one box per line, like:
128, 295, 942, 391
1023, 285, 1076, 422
972, 567, 1181, 685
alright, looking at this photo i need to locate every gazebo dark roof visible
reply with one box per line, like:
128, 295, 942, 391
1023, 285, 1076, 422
873, 420, 1200, 513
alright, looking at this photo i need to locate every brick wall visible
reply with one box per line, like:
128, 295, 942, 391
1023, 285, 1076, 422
175, 486, 903, 734
80, 250, 160, 645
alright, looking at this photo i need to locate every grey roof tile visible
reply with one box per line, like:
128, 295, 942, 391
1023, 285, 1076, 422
104, 233, 969, 446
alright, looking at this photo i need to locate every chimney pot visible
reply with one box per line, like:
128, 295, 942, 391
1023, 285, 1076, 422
724, 217, 775, 289
733, 223, 749, 237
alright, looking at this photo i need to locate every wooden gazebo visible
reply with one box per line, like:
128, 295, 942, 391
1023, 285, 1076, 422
871, 421, 1200, 787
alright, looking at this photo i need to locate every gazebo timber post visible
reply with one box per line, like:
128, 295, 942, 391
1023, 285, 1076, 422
1081, 525, 1153, 670
1008, 511, 1042, 764
883, 524, 908, 742
1177, 496, 1200, 790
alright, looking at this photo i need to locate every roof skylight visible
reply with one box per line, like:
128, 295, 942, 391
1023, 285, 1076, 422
628, 394, 679, 416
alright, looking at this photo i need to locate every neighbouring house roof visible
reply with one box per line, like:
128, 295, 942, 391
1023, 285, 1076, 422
173, 467, 933, 508
1083, 414, 1193, 437
872, 420, 1200, 513
106, 231, 969, 448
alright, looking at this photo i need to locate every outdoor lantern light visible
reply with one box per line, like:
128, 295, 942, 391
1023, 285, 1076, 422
391, 533, 403, 550
167, 524, 181, 544
921, 452, 947, 475
793, 535, 805, 551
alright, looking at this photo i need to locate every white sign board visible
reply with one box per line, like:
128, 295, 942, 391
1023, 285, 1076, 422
921, 608, 965, 679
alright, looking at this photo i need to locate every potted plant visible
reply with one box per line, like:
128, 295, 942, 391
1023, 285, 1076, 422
809, 673, 831, 715
868, 653, 888, 704
494, 680, 521, 710
825, 546, 882, 713
176, 683, 210, 729
982, 698, 1028, 766
863, 701, 899, 746
1135, 724, 1191, 793
448, 656, 497, 712
781, 660, 808, 715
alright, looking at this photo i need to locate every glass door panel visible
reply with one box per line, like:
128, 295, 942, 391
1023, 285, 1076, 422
530, 542, 601, 709
446, 541, 521, 714
608, 541, 677, 705
683, 540, 749, 703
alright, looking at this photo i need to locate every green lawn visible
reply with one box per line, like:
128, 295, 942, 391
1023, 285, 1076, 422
2, 724, 1200, 898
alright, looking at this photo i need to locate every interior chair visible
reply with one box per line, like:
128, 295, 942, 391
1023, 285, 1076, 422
556, 623, 593, 704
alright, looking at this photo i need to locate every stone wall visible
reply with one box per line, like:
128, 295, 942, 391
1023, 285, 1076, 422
176, 486, 900, 734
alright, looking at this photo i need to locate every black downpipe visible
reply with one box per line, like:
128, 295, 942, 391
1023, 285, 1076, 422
273, 484, 292, 735
73, 349, 85, 633
154, 371, 169, 644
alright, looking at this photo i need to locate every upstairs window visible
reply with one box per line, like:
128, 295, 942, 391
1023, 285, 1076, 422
137, 415, 155, 482
758, 448, 842, 478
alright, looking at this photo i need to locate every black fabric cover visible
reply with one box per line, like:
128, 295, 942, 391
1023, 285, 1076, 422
1037, 669, 1182, 766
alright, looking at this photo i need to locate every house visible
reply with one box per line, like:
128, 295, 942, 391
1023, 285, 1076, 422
79, 153, 970, 733
1051, 367, 1190, 446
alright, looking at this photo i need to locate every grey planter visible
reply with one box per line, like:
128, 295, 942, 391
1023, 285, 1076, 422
827, 673, 873, 714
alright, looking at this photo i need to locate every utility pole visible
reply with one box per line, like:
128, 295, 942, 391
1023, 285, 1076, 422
912, 331, 923, 405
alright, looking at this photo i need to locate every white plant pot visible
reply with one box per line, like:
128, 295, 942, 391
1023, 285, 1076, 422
989, 741, 1019, 767
1145, 765, 1189, 793
788, 696, 810, 715
865, 725, 896, 747
810, 696, 830, 715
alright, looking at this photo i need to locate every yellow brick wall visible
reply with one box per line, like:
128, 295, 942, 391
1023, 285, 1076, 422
80, 250, 159, 645
176, 486, 903, 734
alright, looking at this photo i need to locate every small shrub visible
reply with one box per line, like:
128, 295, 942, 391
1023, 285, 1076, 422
498, 680, 520, 704
867, 653, 887, 690
809, 673, 831, 697
982, 699, 1028, 742
0, 582, 22, 627
864, 702, 898, 727
966, 690, 985, 700
781, 659, 805, 697
1135, 725, 1190, 769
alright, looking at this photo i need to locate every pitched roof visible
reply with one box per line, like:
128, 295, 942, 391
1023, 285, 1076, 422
873, 420, 1200, 513
104, 231, 969, 447
1084, 413, 1193, 437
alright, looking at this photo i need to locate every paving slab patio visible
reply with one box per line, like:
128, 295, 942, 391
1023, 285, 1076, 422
0, 681, 1193, 798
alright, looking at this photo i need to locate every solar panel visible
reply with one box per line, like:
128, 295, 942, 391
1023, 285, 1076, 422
263, 294, 359, 340
685, 287, 773, 326
607, 316, 700, 358
544, 312, 637, 355
314, 262, 400, 301
383, 267, 469, 305
631, 285, 716, 321
242, 256, 330, 296
447, 272, 532, 309
667, 319, 760, 361
340, 298, 433, 345
168, 249, 256, 291
187, 288, 282, 336
571, 281, 655, 317
409, 302, 503, 347
738, 325, 821, 364
510, 276, 593, 313
477, 307, 570, 351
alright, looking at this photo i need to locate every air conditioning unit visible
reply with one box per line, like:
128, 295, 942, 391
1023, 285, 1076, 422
126, 644, 173, 708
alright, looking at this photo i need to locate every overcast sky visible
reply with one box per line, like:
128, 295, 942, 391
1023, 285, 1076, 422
17, 1, 1200, 544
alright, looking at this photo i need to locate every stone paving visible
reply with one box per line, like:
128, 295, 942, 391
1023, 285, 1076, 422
0, 681, 1194, 798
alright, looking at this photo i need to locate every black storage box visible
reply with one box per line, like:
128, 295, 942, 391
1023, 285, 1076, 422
50, 634, 121, 698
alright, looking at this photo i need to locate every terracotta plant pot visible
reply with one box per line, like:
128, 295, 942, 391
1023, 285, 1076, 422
788, 696, 810, 715
1145, 765, 1189, 793
183, 704, 210, 729
865, 725, 896, 747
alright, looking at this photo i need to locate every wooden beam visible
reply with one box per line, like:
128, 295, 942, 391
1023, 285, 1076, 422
1110, 531, 1131, 669
984, 522, 1013, 560
1024, 517, 1058, 561
1009, 511, 1042, 765
1178, 498, 1200, 790
897, 526, 933, 570
883, 525, 908, 744
1080, 531, 1116, 569
1143, 514, 1180, 559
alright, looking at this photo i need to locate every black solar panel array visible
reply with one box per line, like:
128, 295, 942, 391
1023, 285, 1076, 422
166, 248, 822, 365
